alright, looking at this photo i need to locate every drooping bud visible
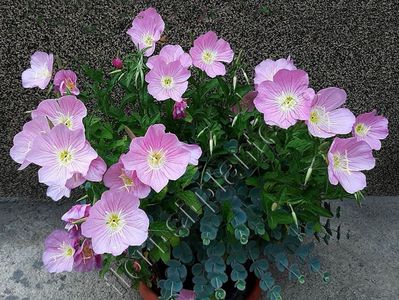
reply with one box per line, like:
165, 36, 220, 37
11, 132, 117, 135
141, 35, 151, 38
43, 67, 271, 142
172, 99, 188, 120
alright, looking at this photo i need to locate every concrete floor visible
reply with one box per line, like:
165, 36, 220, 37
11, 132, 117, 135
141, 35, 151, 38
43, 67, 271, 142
1, 196, 398, 300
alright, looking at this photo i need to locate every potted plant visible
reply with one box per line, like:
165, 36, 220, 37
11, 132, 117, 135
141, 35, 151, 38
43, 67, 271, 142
11, 7, 388, 300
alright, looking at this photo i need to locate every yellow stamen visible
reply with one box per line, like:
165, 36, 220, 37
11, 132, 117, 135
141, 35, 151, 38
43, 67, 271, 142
355, 123, 369, 137
161, 76, 174, 89
201, 50, 216, 64
148, 150, 166, 169
58, 150, 72, 165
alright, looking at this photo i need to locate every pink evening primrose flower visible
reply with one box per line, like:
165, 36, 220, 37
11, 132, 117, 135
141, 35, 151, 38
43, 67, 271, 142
103, 161, 151, 199
254, 69, 315, 129
147, 45, 192, 69
178, 289, 196, 300
328, 137, 375, 194
26, 124, 97, 186
46, 156, 106, 201
254, 57, 296, 87
81, 190, 149, 256
189, 31, 234, 78
121, 124, 194, 193
172, 99, 188, 120
145, 60, 191, 102
10, 116, 50, 170
32, 95, 87, 131
54, 70, 80, 96
42, 230, 76, 273
22, 51, 53, 89
73, 239, 102, 272
306, 87, 356, 138
352, 110, 388, 150
127, 8, 164, 56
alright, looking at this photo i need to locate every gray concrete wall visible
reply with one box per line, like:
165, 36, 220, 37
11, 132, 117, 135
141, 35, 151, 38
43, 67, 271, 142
1, 0, 398, 198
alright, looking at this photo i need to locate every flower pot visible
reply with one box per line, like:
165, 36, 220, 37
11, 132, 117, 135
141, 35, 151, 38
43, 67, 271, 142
139, 282, 158, 300
138, 279, 262, 300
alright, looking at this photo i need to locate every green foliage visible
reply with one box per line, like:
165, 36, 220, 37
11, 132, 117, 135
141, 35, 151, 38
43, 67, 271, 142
79, 47, 355, 300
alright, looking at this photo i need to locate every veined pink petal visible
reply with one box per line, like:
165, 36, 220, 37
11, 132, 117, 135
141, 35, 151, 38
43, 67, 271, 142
81, 191, 149, 256
22, 51, 53, 89
190, 31, 234, 77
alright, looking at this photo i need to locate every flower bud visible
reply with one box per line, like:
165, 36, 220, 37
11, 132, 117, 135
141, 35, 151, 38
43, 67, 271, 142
172, 99, 188, 120
112, 57, 123, 69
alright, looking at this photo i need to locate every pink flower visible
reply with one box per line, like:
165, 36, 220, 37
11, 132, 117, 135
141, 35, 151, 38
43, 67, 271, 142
173, 99, 188, 119
121, 124, 193, 192
32, 95, 87, 131
231, 91, 257, 114
178, 289, 196, 300
46, 156, 106, 201
254, 57, 296, 86
306, 87, 355, 138
81, 190, 149, 256
103, 161, 151, 199
54, 70, 80, 96
22, 51, 53, 89
189, 31, 234, 78
62, 204, 91, 224
254, 69, 315, 129
328, 137, 375, 194
133, 7, 165, 31
127, 8, 164, 56
352, 110, 388, 150
10, 117, 50, 170
73, 239, 102, 272
85, 156, 107, 182
112, 57, 123, 69
147, 45, 192, 69
26, 124, 97, 186
42, 230, 76, 273
145, 60, 190, 101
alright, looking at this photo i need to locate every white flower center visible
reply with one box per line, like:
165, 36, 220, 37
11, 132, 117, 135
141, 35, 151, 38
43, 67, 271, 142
57, 114, 73, 129
142, 34, 153, 47
147, 149, 166, 169
37, 68, 51, 79
57, 149, 73, 166
161, 76, 174, 89
201, 50, 216, 65
277, 92, 298, 112
333, 152, 351, 174
106, 211, 125, 232
355, 123, 369, 137
309, 107, 329, 127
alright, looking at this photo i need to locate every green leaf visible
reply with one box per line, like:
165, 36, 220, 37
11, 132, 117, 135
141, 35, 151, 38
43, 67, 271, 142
177, 190, 203, 215
83, 65, 104, 82
178, 166, 198, 188
268, 210, 293, 229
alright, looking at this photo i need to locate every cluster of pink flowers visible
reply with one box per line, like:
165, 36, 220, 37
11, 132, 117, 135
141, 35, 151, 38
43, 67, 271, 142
43, 204, 101, 273
10, 94, 105, 200
253, 57, 388, 193
15, 45, 204, 273
127, 8, 234, 103
13, 7, 389, 278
